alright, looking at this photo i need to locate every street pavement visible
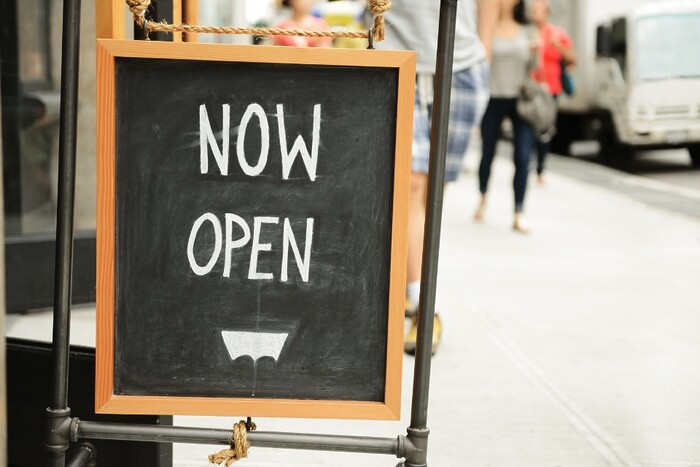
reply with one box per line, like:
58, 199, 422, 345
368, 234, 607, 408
6, 150, 700, 466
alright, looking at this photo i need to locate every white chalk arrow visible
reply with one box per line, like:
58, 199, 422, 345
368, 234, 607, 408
221, 331, 288, 363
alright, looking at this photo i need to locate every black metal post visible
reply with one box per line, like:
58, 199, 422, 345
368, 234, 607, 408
405, 1, 459, 466
46, 0, 82, 465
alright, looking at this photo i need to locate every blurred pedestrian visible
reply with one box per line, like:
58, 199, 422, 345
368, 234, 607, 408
272, 0, 334, 47
474, 0, 536, 233
529, 0, 575, 185
380, 0, 499, 355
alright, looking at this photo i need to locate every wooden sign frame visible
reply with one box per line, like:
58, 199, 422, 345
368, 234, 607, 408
95, 39, 415, 420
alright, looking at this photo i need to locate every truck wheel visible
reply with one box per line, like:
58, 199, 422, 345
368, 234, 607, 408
597, 113, 634, 170
551, 114, 575, 155
615, 146, 635, 171
550, 132, 571, 156
689, 145, 700, 167
597, 114, 616, 163
601, 143, 635, 170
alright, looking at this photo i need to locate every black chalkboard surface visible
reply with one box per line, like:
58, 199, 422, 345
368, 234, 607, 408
96, 40, 415, 420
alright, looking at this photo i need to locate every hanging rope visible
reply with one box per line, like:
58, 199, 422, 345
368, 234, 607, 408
369, 0, 390, 41
143, 23, 369, 39
126, 0, 391, 42
208, 420, 257, 466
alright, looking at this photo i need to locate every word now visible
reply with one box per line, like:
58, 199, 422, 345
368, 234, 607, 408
200, 103, 321, 181
187, 213, 314, 282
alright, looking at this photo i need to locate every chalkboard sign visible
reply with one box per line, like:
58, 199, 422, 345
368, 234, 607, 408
96, 40, 415, 420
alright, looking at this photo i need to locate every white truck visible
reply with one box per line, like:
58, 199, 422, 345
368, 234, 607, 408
548, 0, 700, 167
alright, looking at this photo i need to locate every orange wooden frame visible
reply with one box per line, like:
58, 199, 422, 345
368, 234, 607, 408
96, 40, 415, 420
95, 0, 125, 40
182, 0, 198, 42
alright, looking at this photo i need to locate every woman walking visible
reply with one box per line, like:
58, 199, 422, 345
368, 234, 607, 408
474, 0, 535, 232
530, 0, 575, 185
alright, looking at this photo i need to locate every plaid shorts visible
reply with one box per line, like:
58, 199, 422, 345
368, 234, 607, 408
412, 60, 490, 182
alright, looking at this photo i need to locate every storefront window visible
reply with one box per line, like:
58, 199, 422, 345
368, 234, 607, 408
2, 0, 98, 312
2, 0, 97, 236
18, 0, 53, 89
2, 0, 57, 235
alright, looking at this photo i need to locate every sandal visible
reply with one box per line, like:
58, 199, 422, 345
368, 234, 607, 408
513, 213, 530, 234
473, 197, 487, 221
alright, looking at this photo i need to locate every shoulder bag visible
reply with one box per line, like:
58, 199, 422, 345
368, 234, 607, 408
516, 27, 558, 142
560, 59, 575, 96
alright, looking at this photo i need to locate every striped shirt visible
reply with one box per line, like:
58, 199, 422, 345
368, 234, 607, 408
490, 28, 531, 98
380, 0, 486, 74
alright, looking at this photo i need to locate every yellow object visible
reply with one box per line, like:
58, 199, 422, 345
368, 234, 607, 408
404, 313, 442, 356
317, 1, 368, 49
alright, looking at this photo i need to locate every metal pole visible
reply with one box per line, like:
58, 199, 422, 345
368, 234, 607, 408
75, 421, 412, 457
46, 0, 82, 465
405, 0, 459, 466
66, 443, 96, 467
0, 87, 7, 467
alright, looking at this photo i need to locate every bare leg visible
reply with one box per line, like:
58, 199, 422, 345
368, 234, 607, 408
407, 172, 429, 284
404, 171, 444, 356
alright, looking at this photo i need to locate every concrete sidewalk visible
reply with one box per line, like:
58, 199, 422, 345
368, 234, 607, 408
167, 155, 700, 466
7, 154, 700, 466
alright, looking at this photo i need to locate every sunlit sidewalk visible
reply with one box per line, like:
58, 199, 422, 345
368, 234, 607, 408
168, 154, 700, 466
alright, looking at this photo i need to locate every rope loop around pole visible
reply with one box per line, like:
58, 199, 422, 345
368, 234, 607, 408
126, 0, 150, 26
208, 420, 256, 466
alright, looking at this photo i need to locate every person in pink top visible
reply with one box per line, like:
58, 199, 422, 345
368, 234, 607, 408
530, 0, 575, 185
272, 0, 334, 48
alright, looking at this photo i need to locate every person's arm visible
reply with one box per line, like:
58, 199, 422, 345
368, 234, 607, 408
554, 31, 576, 65
477, 0, 500, 62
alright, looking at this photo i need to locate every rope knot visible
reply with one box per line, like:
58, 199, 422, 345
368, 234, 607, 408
369, 0, 391, 42
126, 0, 150, 26
209, 420, 256, 466
369, 0, 392, 15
